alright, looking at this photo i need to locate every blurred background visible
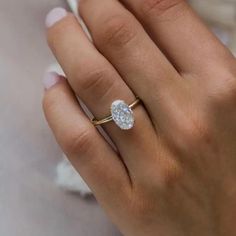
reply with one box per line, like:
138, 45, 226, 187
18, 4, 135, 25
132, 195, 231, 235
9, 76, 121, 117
0, 0, 235, 235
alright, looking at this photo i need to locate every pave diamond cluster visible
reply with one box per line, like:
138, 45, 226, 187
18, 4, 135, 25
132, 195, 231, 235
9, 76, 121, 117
111, 100, 135, 130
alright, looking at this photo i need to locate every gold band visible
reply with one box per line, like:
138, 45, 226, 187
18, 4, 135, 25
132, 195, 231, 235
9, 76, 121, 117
92, 97, 141, 127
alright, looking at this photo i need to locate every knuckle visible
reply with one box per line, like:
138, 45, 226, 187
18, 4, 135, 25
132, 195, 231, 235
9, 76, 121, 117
100, 15, 137, 47
161, 161, 183, 188
63, 128, 94, 156
78, 68, 117, 101
183, 116, 212, 146
140, 0, 184, 16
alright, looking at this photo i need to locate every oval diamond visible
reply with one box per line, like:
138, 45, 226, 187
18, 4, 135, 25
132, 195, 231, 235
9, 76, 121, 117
111, 100, 134, 130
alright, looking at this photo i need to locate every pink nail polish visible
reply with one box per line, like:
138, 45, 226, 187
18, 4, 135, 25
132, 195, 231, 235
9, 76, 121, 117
43, 72, 63, 90
45, 7, 67, 28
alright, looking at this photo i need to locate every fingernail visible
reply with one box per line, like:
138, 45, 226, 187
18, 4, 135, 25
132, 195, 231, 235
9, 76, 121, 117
43, 72, 63, 90
45, 7, 67, 28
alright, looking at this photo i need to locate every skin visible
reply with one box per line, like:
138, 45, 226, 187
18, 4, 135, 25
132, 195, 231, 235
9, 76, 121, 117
43, 0, 236, 235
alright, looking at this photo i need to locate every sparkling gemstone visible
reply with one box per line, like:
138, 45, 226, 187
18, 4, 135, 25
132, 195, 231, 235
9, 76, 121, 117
111, 100, 134, 130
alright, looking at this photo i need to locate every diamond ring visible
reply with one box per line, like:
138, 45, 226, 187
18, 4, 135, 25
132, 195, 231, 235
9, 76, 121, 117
92, 98, 141, 130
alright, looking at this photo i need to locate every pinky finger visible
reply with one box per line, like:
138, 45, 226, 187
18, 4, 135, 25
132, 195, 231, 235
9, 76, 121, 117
42, 72, 130, 206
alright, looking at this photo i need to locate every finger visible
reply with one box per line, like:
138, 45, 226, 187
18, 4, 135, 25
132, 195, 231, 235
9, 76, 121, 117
120, 0, 235, 75
42, 72, 130, 206
78, 0, 182, 121
46, 8, 158, 178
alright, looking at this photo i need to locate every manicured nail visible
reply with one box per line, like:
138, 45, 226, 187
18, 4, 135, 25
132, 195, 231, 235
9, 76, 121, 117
45, 7, 67, 28
43, 72, 63, 90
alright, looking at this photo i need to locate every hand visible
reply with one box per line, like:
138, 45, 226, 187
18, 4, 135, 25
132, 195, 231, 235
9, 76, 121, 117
43, 1, 236, 235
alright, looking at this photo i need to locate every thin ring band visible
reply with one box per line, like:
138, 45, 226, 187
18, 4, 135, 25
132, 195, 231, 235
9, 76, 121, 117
92, 97, 141, 127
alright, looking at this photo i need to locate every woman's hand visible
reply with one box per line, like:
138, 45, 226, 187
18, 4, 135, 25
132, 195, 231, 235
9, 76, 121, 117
43, 1, 236, 235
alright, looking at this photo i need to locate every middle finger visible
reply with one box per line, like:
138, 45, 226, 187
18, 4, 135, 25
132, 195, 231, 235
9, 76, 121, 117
79, 0, 182, 121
